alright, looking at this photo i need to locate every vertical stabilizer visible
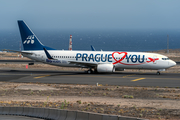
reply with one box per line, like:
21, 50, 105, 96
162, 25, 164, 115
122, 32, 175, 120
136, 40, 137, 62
18, 20, 55, 50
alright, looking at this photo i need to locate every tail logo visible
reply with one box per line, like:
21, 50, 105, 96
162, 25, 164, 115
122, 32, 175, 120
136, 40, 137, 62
23, 35, 35, 44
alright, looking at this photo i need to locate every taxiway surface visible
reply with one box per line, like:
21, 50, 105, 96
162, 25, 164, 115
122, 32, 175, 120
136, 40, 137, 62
0, 69, 180, 87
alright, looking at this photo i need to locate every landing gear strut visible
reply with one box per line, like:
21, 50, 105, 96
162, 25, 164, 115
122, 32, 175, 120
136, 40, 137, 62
156, 69, 165, 75
86, 68, 98, 74
87, 69, 93, 74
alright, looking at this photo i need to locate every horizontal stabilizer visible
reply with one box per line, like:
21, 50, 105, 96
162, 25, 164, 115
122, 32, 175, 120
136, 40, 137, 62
3, 49, 33, 55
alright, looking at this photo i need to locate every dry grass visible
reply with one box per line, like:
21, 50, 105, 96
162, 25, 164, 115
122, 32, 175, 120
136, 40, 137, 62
0, 82, 180, 119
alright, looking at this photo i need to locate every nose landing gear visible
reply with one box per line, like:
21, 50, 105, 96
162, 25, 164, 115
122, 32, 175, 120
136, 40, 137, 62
156, 69, 165, 75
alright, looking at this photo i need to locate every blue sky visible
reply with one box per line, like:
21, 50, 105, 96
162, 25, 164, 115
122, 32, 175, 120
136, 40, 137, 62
1, 0, 180, 30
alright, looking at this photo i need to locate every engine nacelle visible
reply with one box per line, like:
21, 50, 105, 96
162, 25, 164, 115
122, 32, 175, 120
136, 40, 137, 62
97, 64, 115, 73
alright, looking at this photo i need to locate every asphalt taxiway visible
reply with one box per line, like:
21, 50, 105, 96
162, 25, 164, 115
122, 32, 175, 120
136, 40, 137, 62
0, 69, 180, 87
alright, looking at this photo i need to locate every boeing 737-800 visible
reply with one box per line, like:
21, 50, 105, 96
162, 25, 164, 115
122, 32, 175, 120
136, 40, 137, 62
10, 20, 176, 75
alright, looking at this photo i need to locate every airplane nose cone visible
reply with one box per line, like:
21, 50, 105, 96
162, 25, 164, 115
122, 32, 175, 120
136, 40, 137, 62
169, 60, 176, 67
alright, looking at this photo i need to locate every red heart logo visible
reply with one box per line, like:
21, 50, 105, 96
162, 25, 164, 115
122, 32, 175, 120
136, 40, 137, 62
112, 52, 127, 65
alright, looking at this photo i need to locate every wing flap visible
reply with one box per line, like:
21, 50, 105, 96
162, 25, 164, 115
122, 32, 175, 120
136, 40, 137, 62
68, 60, 98, 67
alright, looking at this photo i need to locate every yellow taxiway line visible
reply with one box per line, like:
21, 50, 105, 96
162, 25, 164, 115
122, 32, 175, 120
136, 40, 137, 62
32, 74, 180, 81
34, 75, 51, 79
123, 74, 136, 78
131, 78, 146, 82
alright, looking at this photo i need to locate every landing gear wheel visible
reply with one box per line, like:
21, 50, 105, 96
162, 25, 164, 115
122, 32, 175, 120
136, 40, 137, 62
87, 69, 93, 74
87, 70, 91, 74
156, 71, 160, 75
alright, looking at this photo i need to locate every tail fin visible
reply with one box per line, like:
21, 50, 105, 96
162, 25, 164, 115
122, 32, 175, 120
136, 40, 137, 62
18, 20, 55, 50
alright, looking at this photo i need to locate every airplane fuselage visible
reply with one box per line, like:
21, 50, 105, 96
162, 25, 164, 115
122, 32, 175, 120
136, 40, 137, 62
22, 50, 176, 70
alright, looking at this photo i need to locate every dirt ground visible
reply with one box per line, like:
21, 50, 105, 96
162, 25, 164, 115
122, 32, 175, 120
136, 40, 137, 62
0, 82, 180, 120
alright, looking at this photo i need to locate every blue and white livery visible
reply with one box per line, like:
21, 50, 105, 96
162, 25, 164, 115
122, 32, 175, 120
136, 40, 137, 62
16, 20, 176, 74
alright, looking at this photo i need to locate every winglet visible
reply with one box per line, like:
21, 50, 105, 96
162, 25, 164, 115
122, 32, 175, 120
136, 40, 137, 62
91, 45, 96, 51
43, 48, 53, 59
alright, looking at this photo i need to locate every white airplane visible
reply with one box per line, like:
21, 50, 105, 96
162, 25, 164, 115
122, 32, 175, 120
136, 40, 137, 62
12, 20, 176, 75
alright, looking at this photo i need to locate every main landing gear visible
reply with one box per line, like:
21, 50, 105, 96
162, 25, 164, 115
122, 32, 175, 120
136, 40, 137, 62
87, 69, 93, 74
86, 69, 98, 74
87, 70, 93, 74
156, 71, 160, 75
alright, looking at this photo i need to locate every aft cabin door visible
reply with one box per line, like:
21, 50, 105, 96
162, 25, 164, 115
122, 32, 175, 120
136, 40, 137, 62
35, 54, 44, 61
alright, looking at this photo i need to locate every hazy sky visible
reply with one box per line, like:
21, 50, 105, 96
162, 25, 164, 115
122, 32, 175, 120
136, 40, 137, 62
1, 0, 180, 30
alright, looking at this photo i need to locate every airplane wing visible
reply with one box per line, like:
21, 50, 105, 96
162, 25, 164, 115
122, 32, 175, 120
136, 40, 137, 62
68, 60, 98, 67
43, 47, 98, 67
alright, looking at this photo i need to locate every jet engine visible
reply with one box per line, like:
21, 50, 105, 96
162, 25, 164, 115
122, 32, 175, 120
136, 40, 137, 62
97, 64, 115, 73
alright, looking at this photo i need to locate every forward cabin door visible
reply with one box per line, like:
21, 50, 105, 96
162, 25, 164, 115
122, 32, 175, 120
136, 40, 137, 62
153, 55, 157, 64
